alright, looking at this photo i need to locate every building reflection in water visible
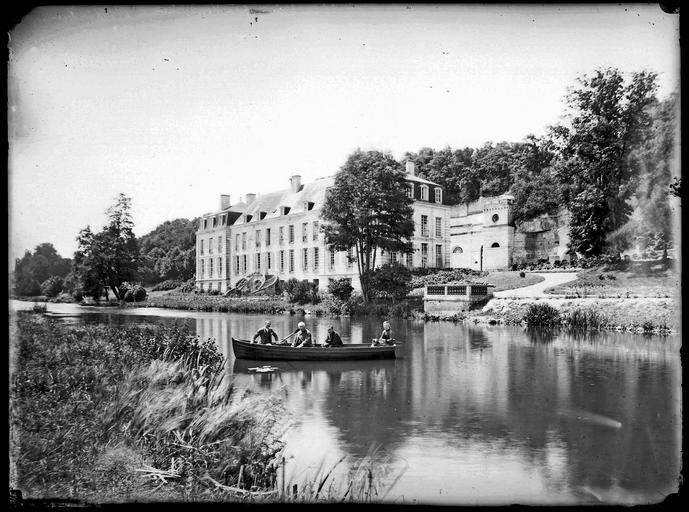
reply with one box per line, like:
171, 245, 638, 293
88, 310, 679, 505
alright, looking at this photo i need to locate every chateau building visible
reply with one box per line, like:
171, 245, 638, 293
195, 162, 571, 293
196, 161, 450, 293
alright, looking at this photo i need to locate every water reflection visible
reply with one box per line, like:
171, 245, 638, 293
9, 300, 680, 505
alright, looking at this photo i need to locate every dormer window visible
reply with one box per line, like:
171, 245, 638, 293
221, 215, 226, 226
304, 201, 315, 211
420, 185, 429, 201
245, 214, 253, 223
281, 206, 291, 216
434, 188, 442, 203
212, 217, 218, 228
259, 211, 267, 220
407, 183, 414, 198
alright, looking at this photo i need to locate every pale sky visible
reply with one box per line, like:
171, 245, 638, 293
8, 4, 680, 265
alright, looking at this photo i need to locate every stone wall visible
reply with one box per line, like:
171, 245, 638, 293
512, 209, 571, 264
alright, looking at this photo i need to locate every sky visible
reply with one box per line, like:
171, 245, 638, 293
8, 4, 680, 265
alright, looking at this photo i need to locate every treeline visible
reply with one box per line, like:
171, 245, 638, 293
137, 218, 198, 285
405, 68, 680, 257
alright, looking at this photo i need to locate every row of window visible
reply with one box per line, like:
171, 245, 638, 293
420, 215, 443, 237
233, 248, 321, 275
199, 257, 228, 278
233, 221, 320, 251
202, 214, 228, 230
407, 183, 442, 203
199, 235, 224, 255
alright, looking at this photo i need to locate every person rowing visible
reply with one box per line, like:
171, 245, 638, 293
251, 320, 279, 345
290, 321, 313, 348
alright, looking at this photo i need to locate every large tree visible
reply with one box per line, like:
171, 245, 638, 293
552, 68, 658, 256
12, 243, 71, 296
73, 194, 139, 299
138, 218, 198, 284
321, 150, 415, 302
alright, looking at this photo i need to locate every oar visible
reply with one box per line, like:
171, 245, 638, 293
277, 332, 296, 345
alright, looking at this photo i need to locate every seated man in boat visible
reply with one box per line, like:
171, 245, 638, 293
323, 326, 343, 347
291, 321, 313, 348
251, 320, 279, 345
372, 321, 395, 346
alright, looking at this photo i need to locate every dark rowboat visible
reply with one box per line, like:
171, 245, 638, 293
231, 337, 396, 361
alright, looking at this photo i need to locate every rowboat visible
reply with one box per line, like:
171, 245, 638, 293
231, 337, 397, 361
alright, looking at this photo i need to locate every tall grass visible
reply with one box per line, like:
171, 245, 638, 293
523, 303, 561, 327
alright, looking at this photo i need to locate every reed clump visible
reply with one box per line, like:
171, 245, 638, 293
523, 303, 561, 327
11, 312, 286, 503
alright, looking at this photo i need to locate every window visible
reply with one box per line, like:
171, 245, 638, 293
330, 249, 335, 268
279, 226, 284, 244
302, 222, 308, 242
267, 252, 272, 270
407, 183, 414, 198
491, 242, 500, 248
235, 234, 240, 250
203, 219, 207, 229
435, 245, 442, 268
235, 256, 240, 275
212, 217, 217, 228
302, 248, 308, 270
199, 283, 204, 292
289, 249, 295, 272
421, 243, 428, 268
241, 232, 246, 250
453, 247, 463, 254
406, 252, 413, 267
200, 239, 204, 255
421, 215, 428, 236
492, 214, 499, 223
435, 188, 442, 203
266, 228, 271, 246
255, 253, 260, 271
209, 238, 213, 254
209, 258, 214, 277
221, 215, 226, 226
289, 225, 294, 243
255, 229, 261, 248
314, 247, 319, 270
280, 250, 285, 272
435, 217, 442, 237
347, 248, 354, 268
312, 221, 319, 241
420, 185, 429, 201
218, 236, 222, 252
242, 255, 247, 274
227, 258, 231, 276
201, 259, 205, 277
219, 257, 223, 276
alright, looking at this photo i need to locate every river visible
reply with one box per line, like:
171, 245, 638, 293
9, 300, 681, 505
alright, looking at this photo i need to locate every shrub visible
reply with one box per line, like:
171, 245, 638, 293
523, 303, 561, 327
564, 308, 605, 330
179, 278, 196, 293
132, 285, 147, 302
151, 279, 182, 291
327, 278, 354, 302
40, 276, 64, 298
208, 289, 220, 296
284, 278, 316, 304
367, 263, 412, 300
72, 289, 84, 302
519, 271, 526, 278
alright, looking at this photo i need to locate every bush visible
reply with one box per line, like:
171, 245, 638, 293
151, 279, 182, 291
72, 289, 84, 302
410, 268, 486, 288
40, 276, 64, 298
367, 263, 412, 300
523, 303, 561, 327
327, 278, 354, 302
208, 289, 220, 296
132, 285, 147, 302
179, 278, 196, 293
283, 278, 316, 304
519, 271, 526, 278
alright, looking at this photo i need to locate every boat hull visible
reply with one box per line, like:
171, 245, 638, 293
231, 337, 396, 361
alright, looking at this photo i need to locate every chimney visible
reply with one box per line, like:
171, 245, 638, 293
220, 194, 231, 210
406, 160, 415, 176
290, 175, 302, 193
245, 193, 257, 204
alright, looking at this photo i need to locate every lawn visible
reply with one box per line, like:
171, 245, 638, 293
545, 264, 679, 298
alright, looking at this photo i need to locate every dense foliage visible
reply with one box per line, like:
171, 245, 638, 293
327, 278, 354, 302
321, 150, 415, 302
12, 243, 71, 296
73, 194, 140, 300
365, 263, 413, 300
138, 218, 198, 285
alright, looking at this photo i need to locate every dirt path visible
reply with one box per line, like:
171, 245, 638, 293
493, 272, 578, 298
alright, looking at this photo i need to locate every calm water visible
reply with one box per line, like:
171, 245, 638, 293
10, 301, 681, 505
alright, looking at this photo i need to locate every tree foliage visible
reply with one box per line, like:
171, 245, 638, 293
12, 243, 71, 296
138, 218, 198, 284
552, 68, 659, 255
321, 150, 415, 302
366, 262, 413, 300
73, 194, 140, 300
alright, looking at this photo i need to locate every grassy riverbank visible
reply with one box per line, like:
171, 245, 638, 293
10, 312, 286, 503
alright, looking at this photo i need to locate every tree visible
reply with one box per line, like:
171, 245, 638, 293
321, 150, 415, 302
404, 146, 474, 204
367, 262, 412, 300
12, 243, 72, 296
138, 218, 199, 284
73, 194, 140, 300
552, 68, 658, 255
